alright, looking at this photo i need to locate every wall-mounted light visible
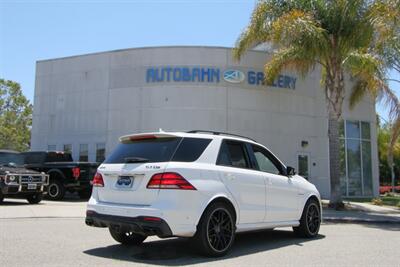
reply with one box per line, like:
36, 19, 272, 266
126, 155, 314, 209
301, 140, 309, 148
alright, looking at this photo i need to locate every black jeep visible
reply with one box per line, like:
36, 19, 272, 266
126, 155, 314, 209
0, 150, 49, 204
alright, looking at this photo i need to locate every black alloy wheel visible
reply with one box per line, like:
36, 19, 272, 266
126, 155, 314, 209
293, 199, 321, 238
194, 202, 236, 257
207, 208, 234, 252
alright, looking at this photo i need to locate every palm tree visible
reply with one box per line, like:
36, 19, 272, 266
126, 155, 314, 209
370, 0, 400, 193
234, 0, 399, 207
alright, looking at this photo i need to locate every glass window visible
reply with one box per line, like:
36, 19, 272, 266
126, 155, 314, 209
79, 144, 89, 162
96, 143, 106, 163
346, 121, 360, 139
217, 141, 249, 169
105, 137, 181, 164
172, 138, 212, 162
251, 145, 280, 174
362, 141, 373, 195
47, 145, 56, 151
346, 139, 362, 196
63, 144, 72, 154
339, 120, 345, 138
339, 139, 347, 196
298, 154, 309, 179
341, 120, 373, 196
361, 121, 371, 140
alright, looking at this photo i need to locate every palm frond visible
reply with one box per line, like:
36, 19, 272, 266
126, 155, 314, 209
263, 45, 316, 84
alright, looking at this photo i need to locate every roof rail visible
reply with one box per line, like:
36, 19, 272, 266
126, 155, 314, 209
187, 130, 257, 142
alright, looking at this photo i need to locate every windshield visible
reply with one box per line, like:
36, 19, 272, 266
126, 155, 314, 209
0, 152, 25, 166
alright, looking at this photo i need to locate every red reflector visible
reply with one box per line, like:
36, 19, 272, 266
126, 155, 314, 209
91, 172, 104, 187
147, 172, 196, 190
143, 217, 161, 222
72, 167, 80, 179
129, 135, 157, 141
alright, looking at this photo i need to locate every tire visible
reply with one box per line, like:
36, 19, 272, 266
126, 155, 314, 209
194, 202, 236, 257
293, 198, 321, 238
47, 179, 65, 200
78, 189, 92, 199
108, 227, 147, 245
27, 193, 43, 204
0, 191, 4, 204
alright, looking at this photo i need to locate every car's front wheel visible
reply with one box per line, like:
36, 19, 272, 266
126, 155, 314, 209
194, 202, 236, 257
27, 193, 43, 204
293, 198, 321, 238
108, 228, 147, 245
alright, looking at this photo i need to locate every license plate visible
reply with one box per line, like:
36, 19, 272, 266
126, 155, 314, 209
27, 184, 37, 190
116, 176, 133, 188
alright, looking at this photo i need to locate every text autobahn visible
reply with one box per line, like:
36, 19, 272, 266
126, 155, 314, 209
146, 66, 296, 89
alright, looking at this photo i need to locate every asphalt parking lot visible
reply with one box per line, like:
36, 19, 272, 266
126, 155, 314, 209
1, 197, 399, 267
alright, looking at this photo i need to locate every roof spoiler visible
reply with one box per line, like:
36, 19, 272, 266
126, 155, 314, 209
119, 132, 179, 143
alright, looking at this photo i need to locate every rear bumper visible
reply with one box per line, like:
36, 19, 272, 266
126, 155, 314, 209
85, 210, 173, 238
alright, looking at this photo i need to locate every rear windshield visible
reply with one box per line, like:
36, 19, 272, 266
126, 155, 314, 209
104, 137, 211, 164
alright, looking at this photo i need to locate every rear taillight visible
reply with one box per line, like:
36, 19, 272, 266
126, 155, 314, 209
147, 172, 196, 190
72, 167, 80, 179
91, 172, 104, 187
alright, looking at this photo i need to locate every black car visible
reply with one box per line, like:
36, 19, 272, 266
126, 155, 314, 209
22, 151, 99, 200
0, 150, 49, 204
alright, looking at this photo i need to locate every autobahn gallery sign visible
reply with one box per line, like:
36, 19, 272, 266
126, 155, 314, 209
145, 66, 297, 90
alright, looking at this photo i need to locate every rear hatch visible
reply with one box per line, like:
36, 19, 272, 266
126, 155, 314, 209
97, 133, 182, 206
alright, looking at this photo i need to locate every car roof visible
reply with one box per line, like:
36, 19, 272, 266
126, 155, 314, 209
119, 130, 259, 145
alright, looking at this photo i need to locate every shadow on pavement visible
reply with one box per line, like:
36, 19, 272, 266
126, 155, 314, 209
84, 229, 325, 265
0, 200, 32, 206
323, 221, 400, 231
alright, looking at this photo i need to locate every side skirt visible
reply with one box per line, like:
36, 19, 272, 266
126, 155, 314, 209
236, 220, 300, 233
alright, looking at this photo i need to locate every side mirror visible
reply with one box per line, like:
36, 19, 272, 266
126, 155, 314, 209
286, 166, 296, 176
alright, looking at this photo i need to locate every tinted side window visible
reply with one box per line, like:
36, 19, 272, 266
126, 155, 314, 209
217, 141, 249, 169
46, 152, 73, 162
22, 152, 45, 164
172, 138, 212, 162
251, 145, 282, 174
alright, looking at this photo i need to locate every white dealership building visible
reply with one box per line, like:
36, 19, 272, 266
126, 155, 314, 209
31, 46, 379, 198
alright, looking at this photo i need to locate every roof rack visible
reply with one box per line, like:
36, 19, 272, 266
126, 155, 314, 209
187, 130, 257, 142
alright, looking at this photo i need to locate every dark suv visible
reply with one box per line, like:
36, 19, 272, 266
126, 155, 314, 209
0, 150, 49, 204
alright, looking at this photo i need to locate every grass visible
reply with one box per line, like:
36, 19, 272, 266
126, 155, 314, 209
344, 195, 400, 208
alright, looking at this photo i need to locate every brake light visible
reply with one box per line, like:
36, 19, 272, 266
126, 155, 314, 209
91, 172, 104, 187
147, 172, 196, 190
72, 167, 80, 179
129, 135, 157, 141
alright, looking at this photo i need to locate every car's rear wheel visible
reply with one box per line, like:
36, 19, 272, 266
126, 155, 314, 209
194, 202, 235, 257
293, 198, 321, 238
47, 179, 65, 200
27, 193, 43, 204
108, 227, 147, 245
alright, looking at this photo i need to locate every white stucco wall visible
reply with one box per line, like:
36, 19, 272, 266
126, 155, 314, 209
32, 46, 379, 198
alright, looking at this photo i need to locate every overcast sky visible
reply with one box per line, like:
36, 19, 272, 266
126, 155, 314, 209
1, 0, 399, 121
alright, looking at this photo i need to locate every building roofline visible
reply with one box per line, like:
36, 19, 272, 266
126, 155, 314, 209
36, 45, 270, 63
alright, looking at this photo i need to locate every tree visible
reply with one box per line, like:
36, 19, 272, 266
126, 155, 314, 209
234, 0, 400, 207
0, 79, 33, 151
370, 0, 400, 192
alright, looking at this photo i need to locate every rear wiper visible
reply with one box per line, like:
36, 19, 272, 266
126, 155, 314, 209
124, 157, 150, 163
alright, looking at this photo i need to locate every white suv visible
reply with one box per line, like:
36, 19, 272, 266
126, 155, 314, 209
86, 130, 321, 256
